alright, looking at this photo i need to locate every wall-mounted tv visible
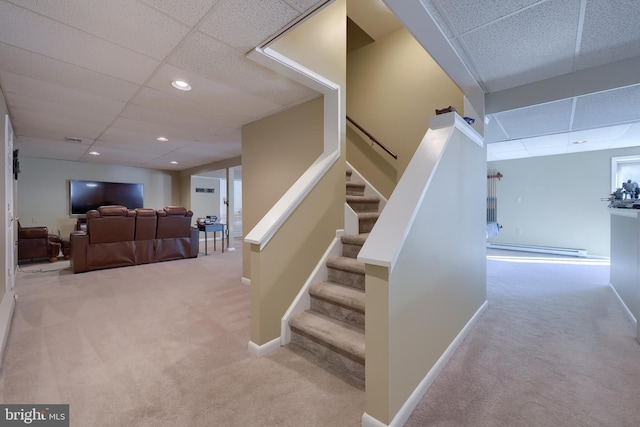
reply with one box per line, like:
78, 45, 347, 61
69, 180, 144, 216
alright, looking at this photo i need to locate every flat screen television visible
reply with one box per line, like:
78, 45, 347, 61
69, 180, 144, 216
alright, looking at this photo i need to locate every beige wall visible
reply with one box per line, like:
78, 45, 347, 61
488, 147, 640, 257
242, 0, 346, 345
242, 97, 324, 280
347, 27, 465, 198
17, 157, 182, 239
242, 96, 341, 344
190, 176, 222, 223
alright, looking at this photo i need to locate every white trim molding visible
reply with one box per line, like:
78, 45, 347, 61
608, 282, 638, 330
243, 46, 341, 251
247, 337, 281, 357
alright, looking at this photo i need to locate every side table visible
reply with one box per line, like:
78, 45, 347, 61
197, 223, 225, 255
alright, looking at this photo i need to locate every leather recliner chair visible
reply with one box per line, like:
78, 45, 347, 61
18, 222, 61, 263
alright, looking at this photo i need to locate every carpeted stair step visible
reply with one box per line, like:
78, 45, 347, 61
309, 281, 365, 329
326, 256, 365, 290
289, 311, 365, 383
346, 170, 352, 181
358, 212, 379, 234
341, 233, 368, 258
346, 182, 365, 196
346, 195, 380, 213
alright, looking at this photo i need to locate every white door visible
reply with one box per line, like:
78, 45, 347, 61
5, 114, 15, 292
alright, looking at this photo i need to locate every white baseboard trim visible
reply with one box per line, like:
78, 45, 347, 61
247, 337, 280, 357
362, 412, 388, 427
241, 277, 250, 286
0, 290, 16, 370
608, 282, 637, 330
487, 243, 587, 258
362, 300, 488, 427
280, 233, 342, 346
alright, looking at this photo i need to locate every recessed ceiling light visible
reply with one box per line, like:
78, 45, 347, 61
170, 161, 178, 164
156, 136, 168, 142
171, 80, 191, 91
89, 151, 100, 156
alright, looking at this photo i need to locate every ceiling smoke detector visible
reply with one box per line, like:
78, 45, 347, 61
65, 137, 83, 143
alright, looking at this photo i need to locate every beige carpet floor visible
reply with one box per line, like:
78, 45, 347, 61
0, 240, 364, 426
406, 250, 640, 427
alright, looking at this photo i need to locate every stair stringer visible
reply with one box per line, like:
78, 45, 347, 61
280, 230, 345, 346
347, 161, 388, 210
345, 203, 359, 235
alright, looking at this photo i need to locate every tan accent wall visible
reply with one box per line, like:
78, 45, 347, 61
249, 160, 344, 343
347, 28, 464, 198
241, 97, 325, 281
242, 0, 346, 345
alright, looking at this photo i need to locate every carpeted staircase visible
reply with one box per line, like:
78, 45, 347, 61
288, 170, 380, 387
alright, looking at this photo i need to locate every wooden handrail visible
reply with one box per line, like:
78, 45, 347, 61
347, 115, 398, 160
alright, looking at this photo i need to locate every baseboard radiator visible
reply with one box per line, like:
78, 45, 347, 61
487, 243, 587, 258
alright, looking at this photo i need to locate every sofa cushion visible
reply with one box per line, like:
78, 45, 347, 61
135, 208, 157, 240
87, 206, 136, 244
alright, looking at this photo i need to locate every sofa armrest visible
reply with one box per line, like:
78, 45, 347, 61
189, 227, 199, 258
70, 231, 89, 273
19, 226, 49, 239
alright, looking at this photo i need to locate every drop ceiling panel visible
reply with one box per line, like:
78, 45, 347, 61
9, 106, 104, 140
16, 137, 91, 161
460, 0, 580, 92
114, 107, 235, 141
149, 64, 283, 118
566, 139, 613, 153
568, 124, 630, 144
0, 2, 160, 83
487, 149, 530, 161
200, 0, 299, 50
526, 145, 568, 157
99, 127, 194, 150
169, 31, 318, 107
8, 94, 114, 131
1, 71, 126, 118
435, 0, 540, 35
576, 0, 640, 70
484, 118, 508, 143
621, 123, 640, 140
521, 133, 570, 149
0, 44, 141, 103
486, 139, 526, 153
139, 0, 217, 26
131, 87, 250, 127
494, 99, 574, 139
572, 84, 640, 130
14, 0, 190, 60
285, 0, 322, 12
177, 141, 240, 156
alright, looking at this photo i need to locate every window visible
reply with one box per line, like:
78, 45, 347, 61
611, 155, 640, 192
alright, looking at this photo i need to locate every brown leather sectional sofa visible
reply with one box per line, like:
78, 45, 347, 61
70, 205, 198, 273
